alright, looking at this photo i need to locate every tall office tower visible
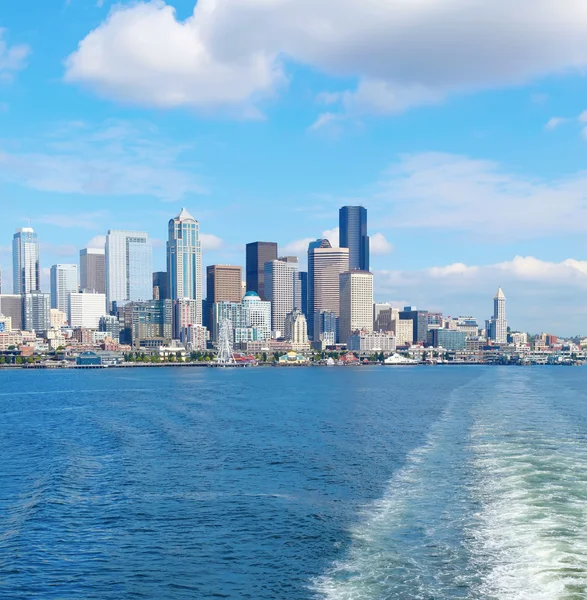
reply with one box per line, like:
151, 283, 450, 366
206, 265, 243, 303
246, 242, 278, 300
339, 206, 369, 271
23, 291, 50, 334
13, 227, 40, 294
80, 248, 105, 293
50, 264, 78, 313
152, 271, 169, 300
68, 292, 107, 329
105, 230, 152, 311
167, 208, 202, 325
308, 239, 349, 340
242, 291, 271, 341
297, 271, 308, 317
488, 287, 508, 343
0, 295, 23, 330
399, 306, 429, 344
264, 258, 299, 335
339, 271, 374, 343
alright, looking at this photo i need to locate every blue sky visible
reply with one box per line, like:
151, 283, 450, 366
2, 0, 587, 335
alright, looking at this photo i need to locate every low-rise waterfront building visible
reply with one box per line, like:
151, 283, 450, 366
347, 331, 397, 354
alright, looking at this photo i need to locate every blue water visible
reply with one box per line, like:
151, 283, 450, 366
1, 367, 587, 599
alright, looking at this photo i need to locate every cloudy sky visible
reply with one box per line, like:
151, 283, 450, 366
2, 0, 587, 335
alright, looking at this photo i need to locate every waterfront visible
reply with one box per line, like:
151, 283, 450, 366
2, 367, 587, 599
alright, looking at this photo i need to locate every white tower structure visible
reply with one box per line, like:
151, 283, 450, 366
339, 270, 374, 344
489, 287, 508, 343
264, 258, 299, 336
167, 208, 202, 325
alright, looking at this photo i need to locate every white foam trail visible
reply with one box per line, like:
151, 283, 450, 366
468, 374, 587, 599
312, 391, 476, 599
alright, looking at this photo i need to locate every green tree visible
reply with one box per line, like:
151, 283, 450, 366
15, 356, 23, 365
262, 352, 268, 362
0, 356, 5, 365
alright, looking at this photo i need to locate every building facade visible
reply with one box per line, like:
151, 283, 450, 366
246, 242, 278, 301
68, 292, 107, 329
173, 298, 200, 340
339, 271, 374, 344
347, 331, 396, 353
80, 248, 105, 293
23, 292, 50, 334
264, 259, 299, 336
120, 300, 173, 348
284, 309, 309, 350
99, 315, 121, 342
13, 227, 40, 295
167, 209, 202, 325
429, 329, 467, 350
488, 287, 508, 344
106, 229, 152, 311
308, 239, 349, 340
50, 264, 78, 314
339, 206, 369, 271
391, 319, 414, 346
0, 295, 23, 331
152, 271, 169, 300
399, 307, 429, 344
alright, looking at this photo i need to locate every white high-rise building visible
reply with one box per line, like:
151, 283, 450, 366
13, 227, 40, 294
489, 287, 508, 344
308, 240, 350, 340
264, 258, 299, 336
50, 264, 78, 314
339, 270, 374, 343
68, 292, 107, 329
174, 298, 200, 340
167, 208, 202, 326
69, 292, 107, 329
105, 230, 152, 310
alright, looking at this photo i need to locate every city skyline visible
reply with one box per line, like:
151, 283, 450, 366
0, 209, 581, 338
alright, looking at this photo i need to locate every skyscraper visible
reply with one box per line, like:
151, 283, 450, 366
206, 265, 243, 304
80, 248, 105, 293
152, 271, 169, 300
50, 264, 78, 314
264, 258, 299, 335
167, 208, 202, 325
23, 291, 50, 334
308, 240, 350, 341
246, 242, 278, 300
399, 306, 429, 344
489, 287, 508, 343
13, 227, 40, 294
339, 271, 374, 343
105, 230, 153, 310
339, 206, 369, 271
0, 295, 23, 330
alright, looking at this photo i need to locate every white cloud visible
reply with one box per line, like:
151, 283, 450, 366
200, 233, 224, 250
545, 116, 569, 130
376, 256, 587, 335
0, 29, 30, 80
0, 120, 205, 202
375, 152, 587, 238
39, 211, 108, 230
65, 0, 587, 116
87, 235, 106, 249
322, 227, 340, 247
281, 237, 316, 255
370, 232, 393, 255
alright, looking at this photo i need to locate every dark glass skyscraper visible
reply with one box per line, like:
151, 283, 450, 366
339, 206, 369, 271
246, 242, 278, 301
